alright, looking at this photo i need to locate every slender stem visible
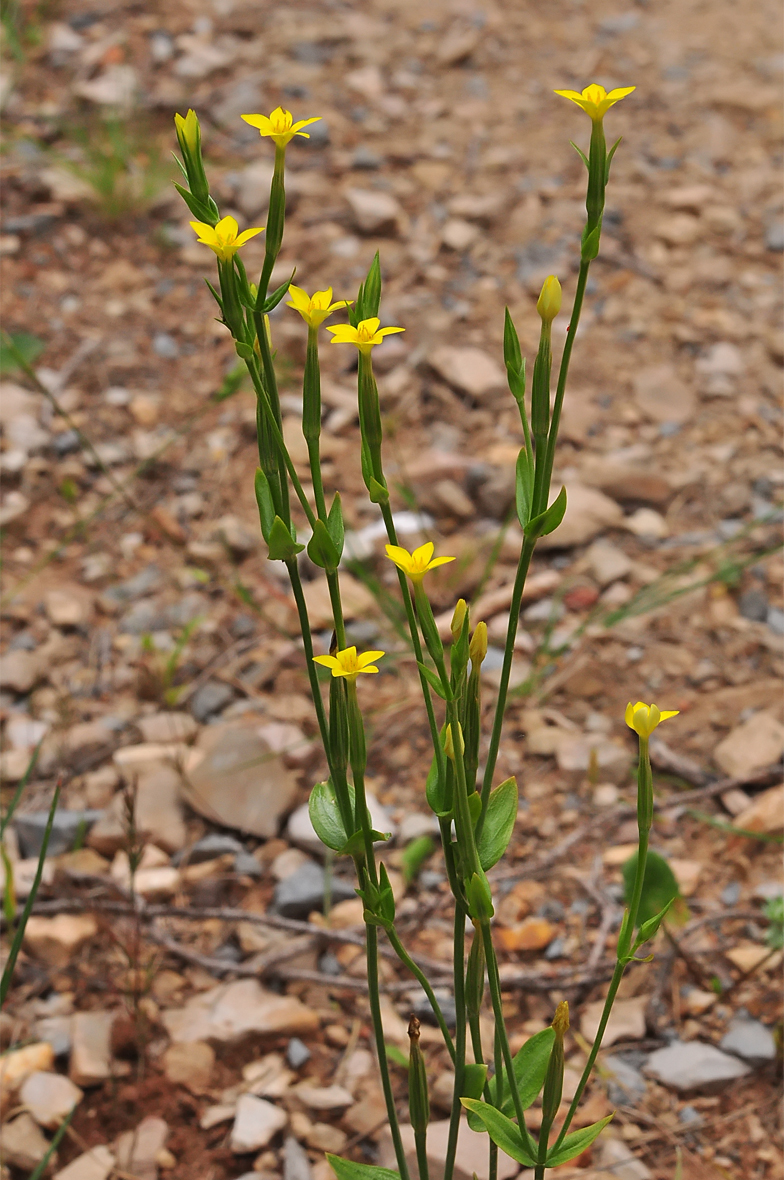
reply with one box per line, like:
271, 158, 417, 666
443, 905, 467, 1180
326, 571, 347, 651
308, 439, 328, 522
541, 259, 590, 497
467, 1004, 498, 1180
414, 1131, 430, 1180
480, 922, 539, 1161
477, 535, 536, 837
551, 740, 653, 1152
366, 921, 411, 1180
286, 560, 332, 757
253, 310, 290, 522
387, 926, 456, 1062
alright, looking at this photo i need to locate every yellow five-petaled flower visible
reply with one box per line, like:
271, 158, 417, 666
313, 646, 385, 681
241, 106, 321, 148
625, 701, 679, 739
385, 542, 455, 584
554, 83, 635, 121
326, 317, 405, 355
287, 285, 353, 329
189, 215, 264, 262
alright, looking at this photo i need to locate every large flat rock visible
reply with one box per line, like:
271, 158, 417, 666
161, 979, 320, 1045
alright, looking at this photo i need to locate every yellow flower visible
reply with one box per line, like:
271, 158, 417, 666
189, 215, 264, 262
326, 317, 405, 355
241, 106, 321, 148
385, 542, 455, 584
537, 275, 562, 323
174, 108, 200, 154
469, 621, 488, 667
554, 83, 635, 121
287, 284, 353, 329
625, 701, 679, 739
313, 646, 385, 681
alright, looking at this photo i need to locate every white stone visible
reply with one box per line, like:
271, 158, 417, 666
294, 1083, 354, 1111
586, 540, 633, 587
115, 1116, 168, 1180
580, 995, 649, 1048
23, 913, 98, 968
623, 508, 669, 539
345, 187, 401, 234
0, 648, 42, 693
55, 1145, 114, 1180
1, 1112, 52, 1171
230, 1094, 288, 1153
69, 1012, 115, 1087
429, 346, 505, 398
44, 589, 89, 627
74, 65, 138, 108
713, 712, 784, 779
20, 1070, 83, 1129
161, 978, 319, 1045
441, 218, 479, 251
633, 364, 695, 424
643, 1040, 751, 1092
135, 711, 198, 744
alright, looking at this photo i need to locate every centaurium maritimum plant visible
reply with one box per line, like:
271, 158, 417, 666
175, 90, 679, 1180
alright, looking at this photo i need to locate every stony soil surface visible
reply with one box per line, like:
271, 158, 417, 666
0, 0, 782, 1178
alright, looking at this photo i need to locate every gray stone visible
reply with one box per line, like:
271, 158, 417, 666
767, 608, 784, 636
119, 600, 168, 634
234, 851, 262, 877
765, 219, 784, 251
274, 860, 356, 918
172, 833, 244, 865
286, 1037, 311, 1069
345, 187, 401, 234
14, 809, 103, 858
720, 1018, 776, 1066
183, 721, 298, 838
678, 1105, 702, 1126
720, 881, 741, 906
598, 1134, 652, 1180
190, 680, 235, 722
283, 1135, 313, 1180
643, 1039, 751, 1092
604, 1054, 647, 1104
103, 564, 161, 604
35, 1015, 73, 1057
738, 588, 768, 622
152, 332, 179, 359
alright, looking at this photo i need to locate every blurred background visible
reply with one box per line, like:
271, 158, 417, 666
0, 0, 782, 1177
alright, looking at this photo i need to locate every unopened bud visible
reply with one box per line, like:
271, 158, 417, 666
469, 621, 488, 667
174, 108, 200, 156
552, 999, 570, 1039
408, 1015, 430, 1135
451, 598, 468, 645
536, 275, 562, 323
443, 722, 464, 762
542, 1000, 568, 1126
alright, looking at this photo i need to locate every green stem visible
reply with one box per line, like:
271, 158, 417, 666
477, 535, 536, 838
480, 922, 539, 1161
253, 310, 290, 523
326, 571, 347, 651
541, 259, 590, 498
386, 925, 456, 1062
551, 739, 652, 1153
287, 560, 330, 754
415, 1131, 430, 1180
367, 921, 411, 1180
443, 905, 467, 1180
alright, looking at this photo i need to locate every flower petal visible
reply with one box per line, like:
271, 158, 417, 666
606, 86, 636, 102
313, 655, 340, 671
241, 113, 273, 132
658, 710, 679, 722
234, 227, 264, 247
426, 555, 456, 571
357, 650, 386, 669
413, 542, 435, 566
377, 326, 406, 338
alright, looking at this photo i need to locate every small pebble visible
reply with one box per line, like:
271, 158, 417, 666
286, 1038, 311, 1069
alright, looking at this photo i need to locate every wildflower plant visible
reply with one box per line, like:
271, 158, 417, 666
176, 91, 678, 1180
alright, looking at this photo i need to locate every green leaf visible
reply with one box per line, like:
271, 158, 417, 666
633, 895, 677, 952
622, 849, 681, 929
326, 1157, 400, 1180
459, 1101, 536, 1168
377, 861, 396, 922
425, 743, 452, 818
546, 1114, 614, 1167
462, 1062, 488, 1100
327, 492, 345, 560
368, 476, 389, 504
466, 871, 494, 920
0, 331, 44, 376
467, 790, 482, 830
267, 515, 304, 561
307, 519, 340, 572
417, 661, 452, 701
400, 835, 435, 885
468, 1027, 555, 1131
525, 485, 567, 540
515, 449, 534, 528
262, 268, 297, 313
235, 341, 254, 360
254, 468, 275, 542
570, 140, 590, 169
477, 777, 518, 871
605, 137, 623, 183
581, 224, 601, 261
309, 780, 354, 852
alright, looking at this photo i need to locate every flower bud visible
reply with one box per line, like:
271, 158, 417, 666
465, 933, 486, 1019
175, 109, 200, 156
469, 621, 487, 667
536, 275, 562, 324
408, 1015, 430, 1135
541, 1000, 569, 1127
443, 722, 464, 762
451, 598, 468, 645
